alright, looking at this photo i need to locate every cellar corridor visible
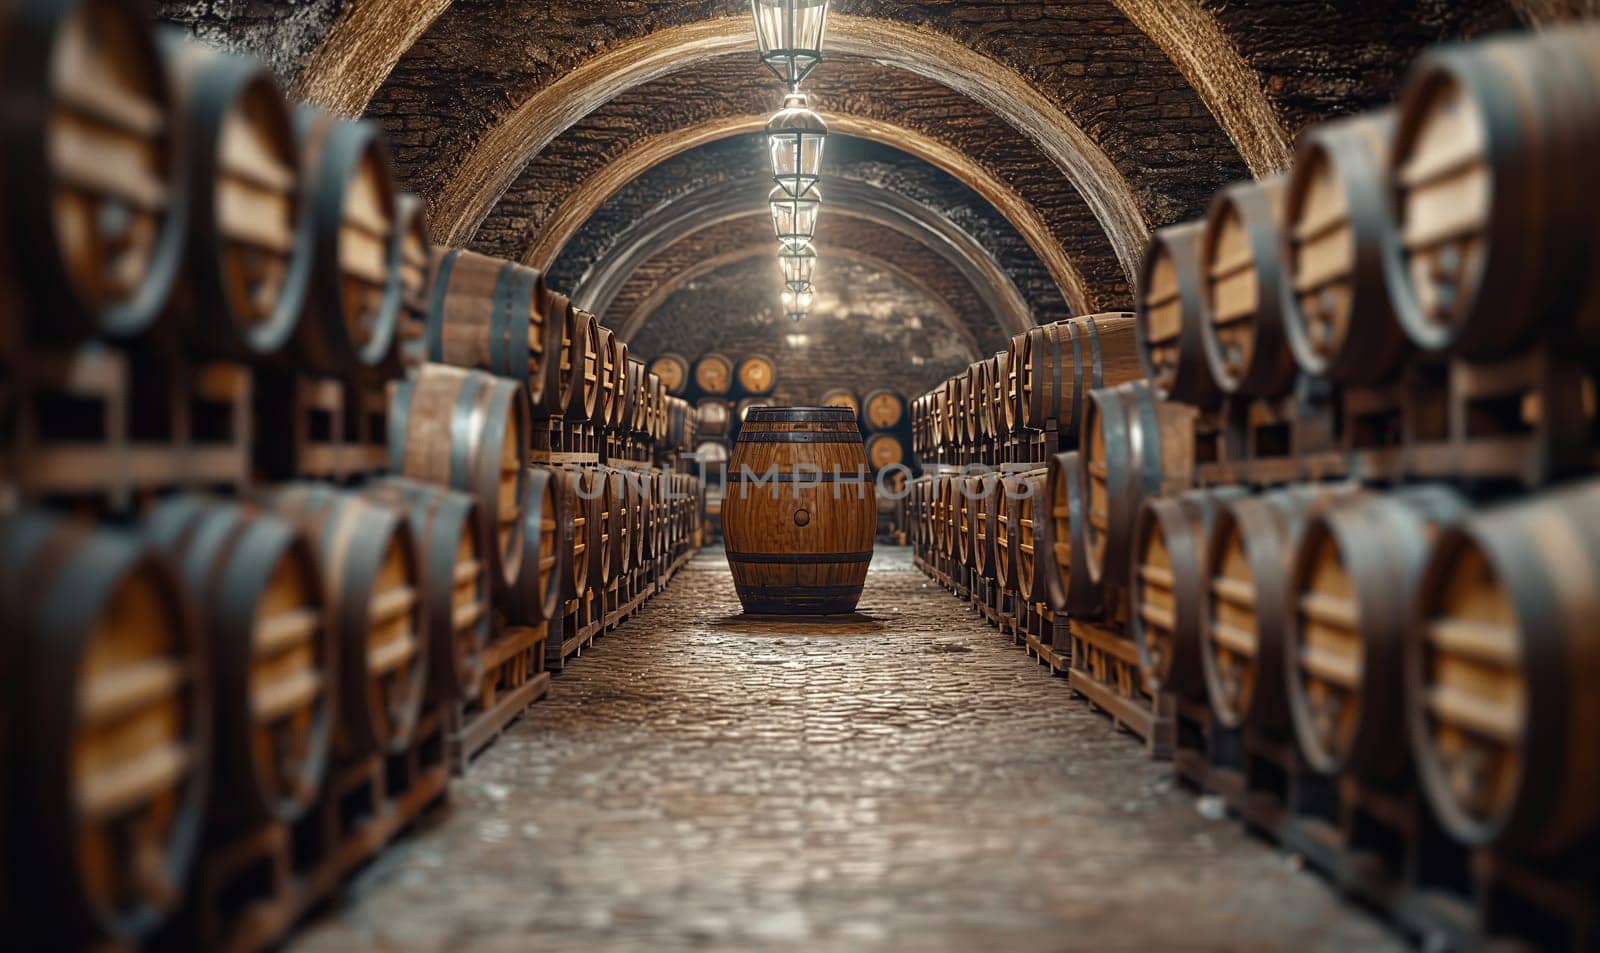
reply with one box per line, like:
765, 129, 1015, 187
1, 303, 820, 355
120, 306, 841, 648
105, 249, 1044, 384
287, 550, 1398, 952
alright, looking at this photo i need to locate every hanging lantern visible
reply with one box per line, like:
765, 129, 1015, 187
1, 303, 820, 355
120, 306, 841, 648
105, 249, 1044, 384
782, 287, 815, 321
770, 186, 820, 249
767, 92, 826, 197
778, 244, 816, 292
751, 0, 830, 88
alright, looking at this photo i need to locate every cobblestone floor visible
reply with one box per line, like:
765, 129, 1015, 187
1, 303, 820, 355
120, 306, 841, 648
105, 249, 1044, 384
291, 547, 1402, 953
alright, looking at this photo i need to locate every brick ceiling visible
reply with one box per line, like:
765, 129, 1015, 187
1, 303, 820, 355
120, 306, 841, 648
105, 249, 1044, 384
159, 0, 1547, 394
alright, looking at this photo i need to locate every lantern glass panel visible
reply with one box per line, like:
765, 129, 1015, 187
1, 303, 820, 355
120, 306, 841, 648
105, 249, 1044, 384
752, 0, 829, 86
779, 246, 816, 291
770, 187, 820, 249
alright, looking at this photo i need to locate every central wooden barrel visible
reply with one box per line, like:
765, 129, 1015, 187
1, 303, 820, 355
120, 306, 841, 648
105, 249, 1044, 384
722, 407, 876, 615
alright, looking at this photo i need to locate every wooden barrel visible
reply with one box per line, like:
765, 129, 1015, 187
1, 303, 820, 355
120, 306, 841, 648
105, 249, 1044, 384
1387, 26, 1600, 359
607, 468, 636, 577
269, 484, 427, 756
1081, 381, 1195, 588
625, 357, 648, 437
1130, 487, 1246, 701
820, 387, 859, 416
737, 353, 778, 395
425, 248, 555, 408
988, 352, 1012, 440
936, 379, 958, 447
394, 194, 430, 369
1137, 222, 1221, 408
968, 471, 1003, 581
593, 323, 618, 427
551, 468, 592, 600
543, 291, 598, 420
697, 397, 734, 439
1285, 485, 1467, 783
388, 363, 530, 597
144, 497, 334, 829
1009, 468, 1050, 603
1043, 451, 1100, 617
1003, 332, 1027, 433
963, 361, 989, 442
0, 512, 207, 945
1201, 485, 1353, 735
1199, 175, 1296, 398
361, 477, 492, 704
694, 438, 730, 483
865, 432, 906, 472
587, 466, 619, 586
996, 469, 1043, 592
665, 396, 695, 451
649, 372, 668, 443
159, 37, 309, 360
737, 397, 773, 424
722, 407, 876, 614
694, 352, 734, 395
1018, 313, 1142, 438
0, 0, 185, 342
650, 353, 690, 395
294, 106, 402, 381
862, 389, 905, 431
934, 470, 960, 560
1283, 110, 1408, 384
1406, 477, 1600, 854
609, 337, 631, 430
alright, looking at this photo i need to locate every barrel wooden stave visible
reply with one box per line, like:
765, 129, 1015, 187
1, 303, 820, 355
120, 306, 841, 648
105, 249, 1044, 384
1406, 477, 1600, 854
695, 352, 734, 395
1283, 110, 1407, 384
144, 495, 334, 830
1137, 222, 1221, 408
1387, 26, 1600, 359
1200, 175, 1297, 398
1201, 485, 1355, 735
389, 363, 529, 598
425, 248, 553, 408
0, 0, 185, 342
1130, 486, 1246, 701
1285, 485, 1466, 783
160, 36, 309, 360
0, 510, 208, 945
722, 407, 876, 615
268, 484, 427, 757
294, 106, 402, 380
361, 476, 491, 705
1081, 381, 1196, 589
737, 354, 777, 395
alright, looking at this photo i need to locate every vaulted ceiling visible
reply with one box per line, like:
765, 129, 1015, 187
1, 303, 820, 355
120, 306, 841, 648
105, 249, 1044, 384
161, 0, 1569, 389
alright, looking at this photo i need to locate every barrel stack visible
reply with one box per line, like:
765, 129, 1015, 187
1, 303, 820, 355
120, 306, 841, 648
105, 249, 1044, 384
908, 23, 1600, 952
909, 311, 1144, 679
0, 3, 701, 951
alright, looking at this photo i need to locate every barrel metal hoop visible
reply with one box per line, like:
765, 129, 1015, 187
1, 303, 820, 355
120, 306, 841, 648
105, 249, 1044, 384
745, 407, 857, 424
725, 470, 870, 483
425, 249, 459, 361
737, 431, 862, 443
448, 373, 481, 491
726, 551, 874, 565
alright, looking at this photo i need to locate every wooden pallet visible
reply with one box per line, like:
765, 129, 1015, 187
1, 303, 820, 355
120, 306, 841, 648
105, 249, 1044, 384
1196, 379, 1345, 488
167, 709, 449, 953
548, 588, 603, 671
1408, 345, 1598, 489
256, 374, 389, 483
1067, 617, 1174, 760
1018, 602, 1071, 675
530, 414, 600, 463
3, 346, 252, 510
445, 623, 550, 773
